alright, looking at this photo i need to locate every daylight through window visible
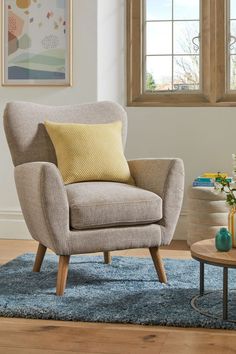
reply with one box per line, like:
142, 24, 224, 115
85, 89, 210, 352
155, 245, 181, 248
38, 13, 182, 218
145, 0, 200, 92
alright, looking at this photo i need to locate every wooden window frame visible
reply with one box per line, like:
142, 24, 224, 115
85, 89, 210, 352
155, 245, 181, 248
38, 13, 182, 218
127, 0, 236, 107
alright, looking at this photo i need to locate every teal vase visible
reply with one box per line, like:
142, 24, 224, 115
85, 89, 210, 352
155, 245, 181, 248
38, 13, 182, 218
215, 228, 232, 252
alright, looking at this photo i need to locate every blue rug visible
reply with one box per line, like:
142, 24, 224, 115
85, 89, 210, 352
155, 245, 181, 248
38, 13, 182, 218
1, 254, 236, 329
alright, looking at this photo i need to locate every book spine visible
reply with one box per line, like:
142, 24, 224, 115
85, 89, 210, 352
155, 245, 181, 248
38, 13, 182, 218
196, 177, 213, 182
192, 181, 215, 187
202, 173, 228, 178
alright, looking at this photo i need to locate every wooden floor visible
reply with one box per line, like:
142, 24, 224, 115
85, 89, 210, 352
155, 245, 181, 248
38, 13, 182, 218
0, 240, 236, 354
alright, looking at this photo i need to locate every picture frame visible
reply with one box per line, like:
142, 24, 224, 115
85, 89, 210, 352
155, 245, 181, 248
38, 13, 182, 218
2, 0, 72, 86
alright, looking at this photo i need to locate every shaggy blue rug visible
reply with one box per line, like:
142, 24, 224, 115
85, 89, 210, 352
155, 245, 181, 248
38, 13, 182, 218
1, 254, 236, 329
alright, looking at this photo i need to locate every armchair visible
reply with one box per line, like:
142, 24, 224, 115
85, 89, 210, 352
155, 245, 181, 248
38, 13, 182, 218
4, 101, 184, 296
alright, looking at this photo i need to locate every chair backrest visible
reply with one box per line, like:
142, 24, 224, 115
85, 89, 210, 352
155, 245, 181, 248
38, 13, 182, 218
4, 101, 128, 167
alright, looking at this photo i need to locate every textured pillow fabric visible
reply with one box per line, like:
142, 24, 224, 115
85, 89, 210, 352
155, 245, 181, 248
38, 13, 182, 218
44, 120, 134, 185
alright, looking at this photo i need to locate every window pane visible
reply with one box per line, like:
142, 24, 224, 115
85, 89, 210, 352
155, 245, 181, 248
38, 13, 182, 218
146, 0, 172, 21
230, 20, 236, 54
230, 55, 236, 90
144, 0, 200, 92
231, 0, 236, 19
146, 56, 172, 91
174, 0, 199, 20
146, 22, 172, 55
174, 56, 200, 90
229, 1, 236, 90
174, 21, 200, 55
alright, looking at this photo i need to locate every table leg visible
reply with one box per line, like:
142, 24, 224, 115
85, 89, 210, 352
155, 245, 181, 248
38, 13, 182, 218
223, 267, 228, 321
200, 262, 204, 296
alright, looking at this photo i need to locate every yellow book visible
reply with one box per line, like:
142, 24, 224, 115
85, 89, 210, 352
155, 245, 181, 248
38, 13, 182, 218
202, 172, 228, 178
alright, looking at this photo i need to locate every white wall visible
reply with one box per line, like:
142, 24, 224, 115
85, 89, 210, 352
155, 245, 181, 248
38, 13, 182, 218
126, 107, 236, 181
126, 107, 236, 239
1, 0, 236, 240
97, 0, 125, 104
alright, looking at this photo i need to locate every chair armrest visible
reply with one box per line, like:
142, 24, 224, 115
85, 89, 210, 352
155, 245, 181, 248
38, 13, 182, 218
128, 158, 185, 245
15, 162, 70, 254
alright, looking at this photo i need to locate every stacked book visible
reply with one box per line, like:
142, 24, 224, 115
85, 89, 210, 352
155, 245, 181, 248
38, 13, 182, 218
193, 173, 232, 187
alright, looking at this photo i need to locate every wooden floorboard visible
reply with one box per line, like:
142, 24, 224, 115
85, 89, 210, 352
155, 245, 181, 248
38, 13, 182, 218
0, 239, 235, 354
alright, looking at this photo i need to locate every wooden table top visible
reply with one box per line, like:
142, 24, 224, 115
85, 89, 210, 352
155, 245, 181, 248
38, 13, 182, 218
191, 239, 236, 267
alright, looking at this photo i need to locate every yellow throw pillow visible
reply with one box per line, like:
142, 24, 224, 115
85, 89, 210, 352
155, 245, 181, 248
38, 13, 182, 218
44, 120, 134, 185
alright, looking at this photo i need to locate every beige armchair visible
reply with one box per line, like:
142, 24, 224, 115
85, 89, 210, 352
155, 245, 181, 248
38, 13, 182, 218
4, 101, 184, 296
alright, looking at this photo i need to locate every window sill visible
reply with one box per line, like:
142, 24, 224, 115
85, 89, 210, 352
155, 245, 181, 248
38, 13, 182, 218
127, 93, 236, 107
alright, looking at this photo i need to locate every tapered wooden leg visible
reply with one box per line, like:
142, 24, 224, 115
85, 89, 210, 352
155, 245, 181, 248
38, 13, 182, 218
33, 243, 47, 272
104, 251, 111, 264
149, 247, 167, 283
56, 256, 70, 296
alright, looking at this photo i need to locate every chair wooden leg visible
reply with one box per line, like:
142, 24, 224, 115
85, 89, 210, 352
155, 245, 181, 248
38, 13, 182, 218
149, 247, 167, 283
104, 251, 111, 264
56, 255, 70, 296
33, 243, 47, 272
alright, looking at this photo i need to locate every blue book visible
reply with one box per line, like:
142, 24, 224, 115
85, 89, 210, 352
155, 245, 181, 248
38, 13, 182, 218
192, 181, 215, 187
196, 177, 213, 182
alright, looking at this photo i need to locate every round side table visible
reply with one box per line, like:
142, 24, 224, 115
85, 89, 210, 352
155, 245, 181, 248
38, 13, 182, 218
191, 239, 236, 321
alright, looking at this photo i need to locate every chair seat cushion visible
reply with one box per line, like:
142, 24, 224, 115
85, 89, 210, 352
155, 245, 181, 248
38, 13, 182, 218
66, 182, 162, 230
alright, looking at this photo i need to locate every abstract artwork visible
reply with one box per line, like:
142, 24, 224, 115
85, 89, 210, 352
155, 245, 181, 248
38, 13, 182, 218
2, 0, 72, 85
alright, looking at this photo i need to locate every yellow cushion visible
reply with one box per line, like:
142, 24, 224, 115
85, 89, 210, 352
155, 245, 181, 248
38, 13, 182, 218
44, 120, 134, 185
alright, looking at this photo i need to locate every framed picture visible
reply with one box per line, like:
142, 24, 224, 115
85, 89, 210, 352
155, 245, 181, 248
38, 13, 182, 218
2, 0, 72, 86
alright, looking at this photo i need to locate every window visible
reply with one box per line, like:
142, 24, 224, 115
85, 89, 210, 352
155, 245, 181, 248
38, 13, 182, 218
127, 0, 236, 106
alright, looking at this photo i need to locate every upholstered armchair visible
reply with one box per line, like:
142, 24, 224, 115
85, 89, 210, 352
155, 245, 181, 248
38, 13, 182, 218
4, 101, 184, 296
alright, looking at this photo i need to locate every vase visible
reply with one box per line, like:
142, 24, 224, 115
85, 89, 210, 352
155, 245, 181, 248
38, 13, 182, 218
228, 206, 236, 247
215, 227, 232, 252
